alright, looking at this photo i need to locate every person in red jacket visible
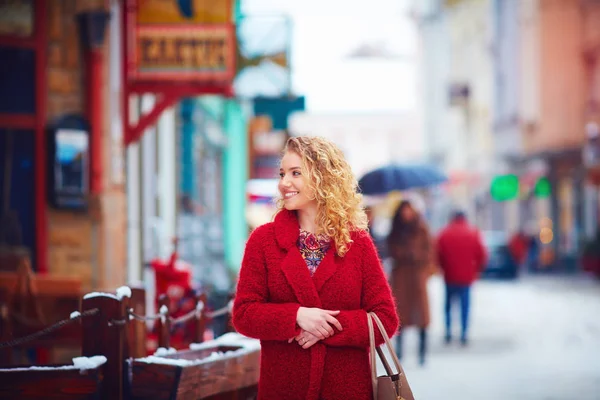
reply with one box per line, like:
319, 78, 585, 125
436, 210, 487, 346
233, 136, 399, 400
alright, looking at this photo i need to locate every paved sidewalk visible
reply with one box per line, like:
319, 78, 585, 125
377, 274, 600, 399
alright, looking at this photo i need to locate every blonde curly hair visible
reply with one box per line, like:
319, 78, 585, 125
276, 136, 368, 257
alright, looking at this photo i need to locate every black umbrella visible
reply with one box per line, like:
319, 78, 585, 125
358, 164, 448, 195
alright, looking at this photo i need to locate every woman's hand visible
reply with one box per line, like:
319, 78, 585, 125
288, 330, 321, 349
296, 307, 343, 339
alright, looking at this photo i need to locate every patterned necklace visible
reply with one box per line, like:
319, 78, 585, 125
297, 229, 331, 276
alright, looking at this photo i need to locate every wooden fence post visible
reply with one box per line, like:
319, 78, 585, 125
193, 293, 208, 344
226, 292, 235, 333
0, 302, 12, 365
157, 294, 170, 349
81, 293, 128, 400
128, 288, 147, 358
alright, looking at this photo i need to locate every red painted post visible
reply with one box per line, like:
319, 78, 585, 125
82, 294, 128, 400
121, 0, 131, 146
86, 49, 104, 194
34, 0, 48, 275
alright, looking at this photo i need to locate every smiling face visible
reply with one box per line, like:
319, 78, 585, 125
278, 150, 318, 213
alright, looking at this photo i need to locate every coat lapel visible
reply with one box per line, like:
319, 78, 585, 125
280, 248, 322, 307
274, 210, 322, 308
311, 247, 340, 293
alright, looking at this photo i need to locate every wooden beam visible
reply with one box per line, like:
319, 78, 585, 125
128, 82, 231, 95
0, 114, 36, 130
124, 91, 179, 145
124, 85, 234, 145
0, 36, 36, 49
0, 272, 81, 297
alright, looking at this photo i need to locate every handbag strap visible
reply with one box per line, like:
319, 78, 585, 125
369, 312, 403, 376
368, 311, 405, 400
367, 311, 378, 400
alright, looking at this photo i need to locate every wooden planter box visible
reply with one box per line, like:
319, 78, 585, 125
128, 344, 260, 400
0, 365, 103, 400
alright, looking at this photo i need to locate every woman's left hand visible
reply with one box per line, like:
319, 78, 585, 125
288, 330, 321, 349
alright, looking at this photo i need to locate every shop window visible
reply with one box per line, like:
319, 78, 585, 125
0, 46, 35, 114
0, 129, 35, 269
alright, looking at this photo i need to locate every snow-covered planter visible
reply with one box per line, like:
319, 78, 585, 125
128, 333, 260, 399
0, 356, 107, 400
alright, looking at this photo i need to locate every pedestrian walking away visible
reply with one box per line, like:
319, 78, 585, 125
387, 200, 435, 365
436, 210, 487, 346
232, 136, 399, 400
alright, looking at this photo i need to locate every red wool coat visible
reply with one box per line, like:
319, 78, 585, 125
233, 210, 399, 400
436, 220, 488, 285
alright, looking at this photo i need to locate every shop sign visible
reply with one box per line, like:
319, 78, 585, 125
129, 0, 235, 83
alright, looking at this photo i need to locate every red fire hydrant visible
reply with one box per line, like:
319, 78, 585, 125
147, 238, 197, 351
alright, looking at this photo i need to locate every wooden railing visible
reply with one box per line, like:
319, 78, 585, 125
0, 287, 258, 400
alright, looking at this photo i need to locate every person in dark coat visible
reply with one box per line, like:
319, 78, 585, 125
387, 200, 435, 365
436, 210, 487, 345
233, 136, 399, 400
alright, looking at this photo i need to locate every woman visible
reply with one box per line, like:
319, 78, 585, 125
387, 200, 434, 366
233, 136, 399, 400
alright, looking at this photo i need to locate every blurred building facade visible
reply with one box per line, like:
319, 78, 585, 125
0, 0, 127, 290
414, 0, 495, 229
493, 0, 600, 268
121, 0, 248, 292
416, 0, 600, 269
1, 0, 252, 295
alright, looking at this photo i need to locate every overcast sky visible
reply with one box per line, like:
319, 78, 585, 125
238, 0, 419, 113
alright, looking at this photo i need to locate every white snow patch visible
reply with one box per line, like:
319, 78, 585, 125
189, 332, 261, 352
137, 349, 249, 367
0, 356, 107, 372
72, 356, 107, 370
70, 311, 81, 319
137, 356, 193, 366
159, 305, 169, 323
83, 292, 118, 301
134, 333, 260, 368
116, 286, 132, 300
154, 347, 177, 356
196, 300, 204, 317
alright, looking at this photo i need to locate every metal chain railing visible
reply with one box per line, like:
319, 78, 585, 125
205, 300, 233, 319
0, 299, 234, 349
0, 301, 233, 349
127, 299, 233, 326
0, 308, 99, 349
128, 310, 163, 322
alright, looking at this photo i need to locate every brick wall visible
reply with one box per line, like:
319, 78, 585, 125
45, 0, 127, 291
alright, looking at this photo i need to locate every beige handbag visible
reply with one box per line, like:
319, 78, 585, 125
367, 312, 415, 400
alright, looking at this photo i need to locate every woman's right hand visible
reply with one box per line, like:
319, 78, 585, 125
296, 307, 343, 339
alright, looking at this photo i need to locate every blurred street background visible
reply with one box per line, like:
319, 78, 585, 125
388, 274, 600, 399
1, 0, 600, 398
